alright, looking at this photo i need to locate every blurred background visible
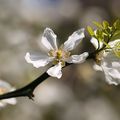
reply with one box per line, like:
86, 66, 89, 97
0, 0, 120, 120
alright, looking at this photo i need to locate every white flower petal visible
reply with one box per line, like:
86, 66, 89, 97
103, 67, 120, 85
100, 52, 120, 85
63, 28, 85, 51
90, 37, 103, 49
3, 98, 17, 105
104, 71, 119, 85
0, 80, 17, 107
108, 68, 120, 79
93, 64, 103, 71
25, 52, 54, 68
47, 63, 62, 79
66, 52, 88, 63
112, 61, 120, 68
0, 80, 12, 89
109, 39, 120, 48
41, 28, 58, 51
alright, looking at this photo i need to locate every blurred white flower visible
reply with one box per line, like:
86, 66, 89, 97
91, 38, 120, 85
0, 80, 17, 108
25, 28, 88, 78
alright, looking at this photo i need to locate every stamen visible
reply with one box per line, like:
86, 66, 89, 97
48, 48, 71, 66
48, 50, 56, 57
56, 50, 63, 59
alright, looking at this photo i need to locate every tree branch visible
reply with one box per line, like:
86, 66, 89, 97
0, 72, 49, 100
0, 52, 95, 100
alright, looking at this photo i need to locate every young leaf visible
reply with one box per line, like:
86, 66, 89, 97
110, 30, 120, 41
103, 21, 109, 29
87, 26, 94, 36
93, 21, 103, 28
113, 19, 120, 29
96, 29, 103, 39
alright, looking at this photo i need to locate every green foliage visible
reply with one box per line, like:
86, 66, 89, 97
93, 21, 103, 28
111, 30, 120, 40
103, 21, 109, 29
87, 19, 120, 50
87, 26, 94, 36
113, 19, 120, 29
114, 41, 120, 58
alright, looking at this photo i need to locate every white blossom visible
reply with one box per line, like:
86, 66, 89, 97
0, 80, 17, 108
25, 28, 88, 78
91, 38, 120, 85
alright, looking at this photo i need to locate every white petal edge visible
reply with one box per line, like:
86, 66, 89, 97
108, 68, 120, 79
63, 28, 85, 51
41, 28, 58, 51
0, 80, 12, 88
101, 52, 120, 85
102, 66, 120, 85
3, 98, 17, 105
112, 61, 120, 68
3, 88, 17, 105
93, 64, 120, 85
90, 37, 103, 49
109, 39, 120, 48
25, 52, 53, 68
0, 80, 17, 106
66, 52, 89, 64
104, 69, 120, 86
47, 63, 62, 79
93, 64, 103, 71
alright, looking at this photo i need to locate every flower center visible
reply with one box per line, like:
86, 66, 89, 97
48, 48, 70, 66
113, 42, 120, 58
56, 49, 63, 59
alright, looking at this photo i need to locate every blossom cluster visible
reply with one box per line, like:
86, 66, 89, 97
88, 20, 120, 85
92, 38, 120, 85
25, 20, 120, 85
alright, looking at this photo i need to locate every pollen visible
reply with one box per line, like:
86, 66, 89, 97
56, 50, 63, 59
48, 48, 71, 67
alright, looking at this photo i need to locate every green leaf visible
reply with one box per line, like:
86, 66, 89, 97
103, 28, 110, 35
110, 30, 120, 41
103, 21, 109, 29
93, 21, 103, 28
113, 19, 120, 29
96, 29, 103, 38
87, 26, 94, 36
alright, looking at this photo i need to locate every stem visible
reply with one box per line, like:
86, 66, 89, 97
0, 63, 71, 100
0, 72, 49, 100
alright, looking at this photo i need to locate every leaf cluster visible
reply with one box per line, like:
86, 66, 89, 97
87, 19, 120, 45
